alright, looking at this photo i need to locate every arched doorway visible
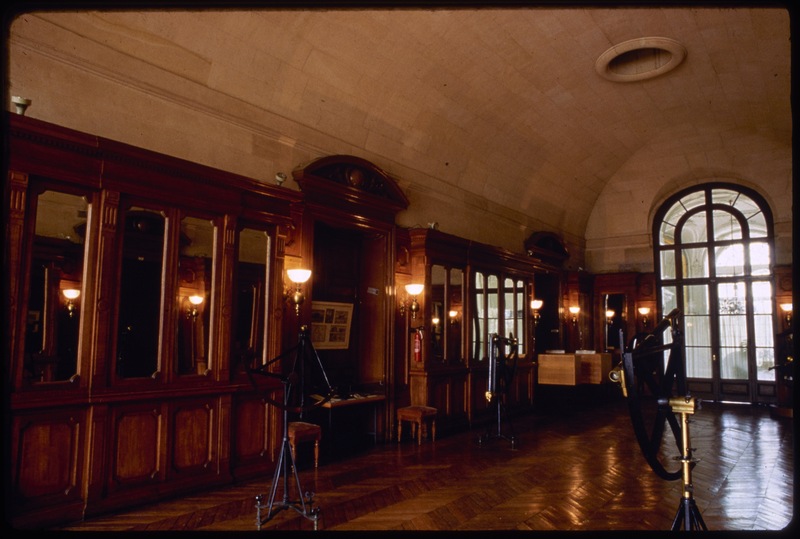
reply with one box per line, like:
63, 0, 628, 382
653, 184, 776, 403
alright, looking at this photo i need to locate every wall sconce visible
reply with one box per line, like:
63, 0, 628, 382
568, 306, 580, 325
531, 299, 543, 326
400, 283, 424, 318
187, 294, 204, 319
449, 310, 459, 324
286, 268, 312, 315
606, 309, 615, 325
63, 288, 80, 317
780, 303, 792, 327
638, 306, 651, 328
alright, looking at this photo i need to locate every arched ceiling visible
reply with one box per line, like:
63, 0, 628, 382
6, 5, 791, 247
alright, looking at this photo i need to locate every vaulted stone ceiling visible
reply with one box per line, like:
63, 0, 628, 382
6, 6, 792, 268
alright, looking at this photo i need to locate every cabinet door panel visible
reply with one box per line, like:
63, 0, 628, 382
11, 409, 85, 504
111, 405, 164, 488
171, 399, 215, 472
232, 394, 273, 465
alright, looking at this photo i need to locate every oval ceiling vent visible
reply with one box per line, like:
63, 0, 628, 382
596, 37, 686, 82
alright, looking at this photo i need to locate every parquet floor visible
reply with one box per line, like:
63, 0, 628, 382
54, 390, 794, 533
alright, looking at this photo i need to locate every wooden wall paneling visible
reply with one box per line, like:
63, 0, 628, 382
9, 406, 88, 527
169, 397, 217, 478
468, 365, 490, 426
6, 170, 29, 387
85, 403, 109, 511
230, 391, 277, 481
108, 402, 167, 495
91, 189, 121, 389
7, 114, 103, 187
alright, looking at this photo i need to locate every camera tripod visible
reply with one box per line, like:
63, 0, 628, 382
609, 309, 707, 531
478, 333, 518, 449
248, 325, 333, 530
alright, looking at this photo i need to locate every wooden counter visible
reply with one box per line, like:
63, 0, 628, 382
538, 353, 612, 385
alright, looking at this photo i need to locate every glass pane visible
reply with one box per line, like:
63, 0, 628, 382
752, 280, 774, 381
747, 211, 767, 238
117, 207, 166, 378
684, 285, 709, 315
682, 247, 709, 278
718, 282, 746, 315
718, 282, 747, 380
684, 284, 710, 376
660, 249, 676, 279
472, 272, 485, 361
233, 228, 270, 370
447, 268, 463, 363
659, 221, 676, 246
686, 346, 712, 378
432, 265, 447, 360
503, 277, 515, 337
715, 244, 744, 277
719, 314, 747, 379
752, 281, 773, 314
680, 211, 708, 244
712, 209, 742, 241
711, 188, 741, 207
749, 242, 771, 276
661, 201, 683, 230
177, 216, 215, 375
754, 313, 775, 381
487, 275, 499, 335
728, 191, 761, 219
661, 285, 677, 314
25, 190, 89, 383
685, 315, 710, 346
679, 190, 707, 212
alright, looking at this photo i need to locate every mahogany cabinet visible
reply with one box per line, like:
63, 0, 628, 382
5, 114, 298, 528
399, 228, 540, 432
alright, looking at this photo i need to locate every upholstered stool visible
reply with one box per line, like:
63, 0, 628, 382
396, 406, 437, 445
287, 421, 322, 468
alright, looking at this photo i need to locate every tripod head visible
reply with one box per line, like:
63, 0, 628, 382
247, 325, 334, 414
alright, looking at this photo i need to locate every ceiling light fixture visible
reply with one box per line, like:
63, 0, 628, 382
596, 37, 686, 82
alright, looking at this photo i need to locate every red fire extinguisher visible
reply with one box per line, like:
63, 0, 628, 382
413, 328, 423, 362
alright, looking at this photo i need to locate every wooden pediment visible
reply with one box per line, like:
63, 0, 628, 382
524, 231, 569, 268
293, 155, 409, 221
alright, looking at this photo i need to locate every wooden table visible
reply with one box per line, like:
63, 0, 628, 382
313, 393, 386, 445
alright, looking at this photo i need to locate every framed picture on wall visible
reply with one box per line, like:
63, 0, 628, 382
310, 301, 353, 349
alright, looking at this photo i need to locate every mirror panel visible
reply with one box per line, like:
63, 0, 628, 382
116, 207, 166, 378
177, 216, 216, 375
604, 293, 626, 351
447, 268, 463, 363
24, 190, 88, 383
233, 227, 271, 371
430, 265, 446, 360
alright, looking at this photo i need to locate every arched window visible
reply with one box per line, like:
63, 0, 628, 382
654, 184, 775, 403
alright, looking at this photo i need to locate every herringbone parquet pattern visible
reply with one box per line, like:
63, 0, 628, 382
54, 392, 794, 532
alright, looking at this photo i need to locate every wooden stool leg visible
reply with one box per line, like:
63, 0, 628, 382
313, 440, 319, 468
431, 419, 436, 442
289, 441, 297, 466
397, 420, 402, 443
415, 422, 421, 445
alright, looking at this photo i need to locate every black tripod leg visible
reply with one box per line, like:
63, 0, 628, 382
672, 498, 707, 531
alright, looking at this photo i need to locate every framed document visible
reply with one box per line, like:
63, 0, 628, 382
310, 301, 353, 349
